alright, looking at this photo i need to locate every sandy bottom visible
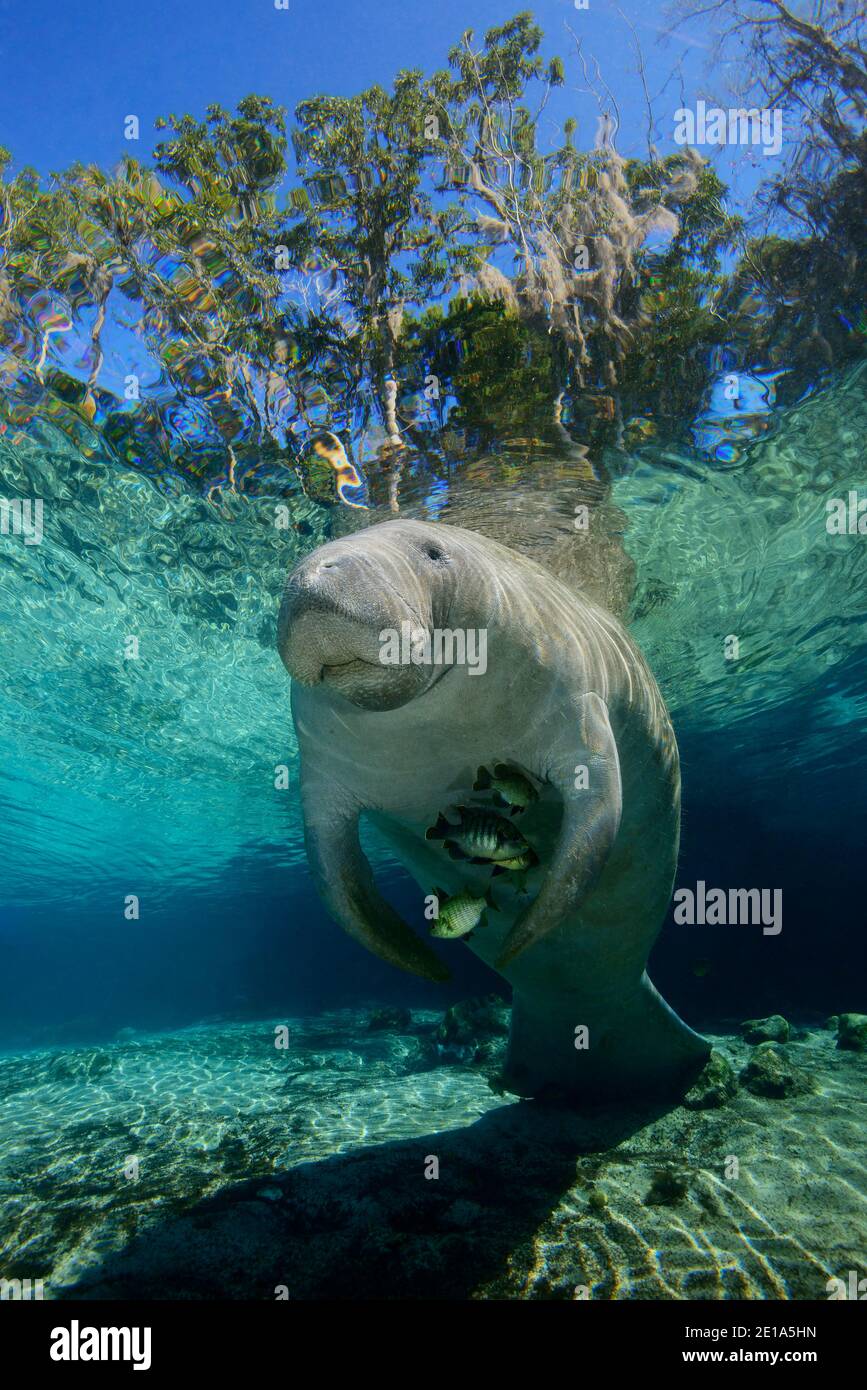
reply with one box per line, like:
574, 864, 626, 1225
0, 1008, 864, 1300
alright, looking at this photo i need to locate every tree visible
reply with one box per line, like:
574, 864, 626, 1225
291, 73, 477, 449
0, 7, 861, 504
426, 12, 740, 441
673, 0, 867, 382
409, 295, 558, 450
0, 100, 310, 495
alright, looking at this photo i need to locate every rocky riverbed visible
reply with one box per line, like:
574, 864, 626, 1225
0, 1004, 864, 1300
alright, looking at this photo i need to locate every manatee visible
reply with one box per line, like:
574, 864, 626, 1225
278, 519, 709, 1100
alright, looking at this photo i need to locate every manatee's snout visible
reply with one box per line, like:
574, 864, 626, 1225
278, 535, 437, 710
279, 549, 379, 678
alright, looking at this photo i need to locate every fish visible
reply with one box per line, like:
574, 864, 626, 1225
473, 763, 539, 815
425, 807, 533, 864
491, 850, 537, 874
490, 848, 538, 893
429, 885, 497, 940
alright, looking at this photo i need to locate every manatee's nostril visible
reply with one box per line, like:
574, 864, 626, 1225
293, 556, 338, 589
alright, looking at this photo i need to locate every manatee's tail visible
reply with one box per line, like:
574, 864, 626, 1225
504, 973, 710, 1102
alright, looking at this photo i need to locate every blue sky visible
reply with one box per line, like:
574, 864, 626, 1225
0, 0, 758, 192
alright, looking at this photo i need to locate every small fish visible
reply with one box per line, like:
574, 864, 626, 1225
691, 958, 712, 979
474, 763, 539, 815
425, 807, 532, 864
429, 885, 497, 940
490, 848, 538, 894
491, 850, 537, 874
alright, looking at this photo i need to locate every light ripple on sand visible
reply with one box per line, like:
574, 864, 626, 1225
0, 1014, 864, 1299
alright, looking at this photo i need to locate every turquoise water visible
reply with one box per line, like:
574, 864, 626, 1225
1, 263, 866, 1301
1, 0, 866, 1305
2, 363, 865, 917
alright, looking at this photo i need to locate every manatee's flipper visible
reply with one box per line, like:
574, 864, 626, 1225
301, 777, 450, 983
497, 693, 622, 967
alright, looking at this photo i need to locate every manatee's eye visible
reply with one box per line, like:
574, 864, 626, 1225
424, 544, 446, 562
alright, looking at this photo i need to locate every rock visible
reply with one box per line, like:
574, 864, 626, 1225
587, 1187, 608, 1212
443, 1199, 484, 1229
825, 1016, 839, 1032
683, 1049, 738, 1109
435, 995, 509, 1048
741, 1014, 790, 1044
740, 1044, 813, 1099
434, 996, 510, 1068
366, 1007, 413, 1032
215, 1132, 249, 1176
645, 1166, 690, 1207
836, 1013, 867, 1052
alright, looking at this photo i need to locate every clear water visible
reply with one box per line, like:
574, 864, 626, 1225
1, 275, 866, 1300
2, 361, 865, 1020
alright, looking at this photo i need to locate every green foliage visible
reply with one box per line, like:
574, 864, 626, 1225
290, 71, 480, 437
446, 12, 553, 104
154, 95, 288, 201
722, 135, 867, 387
0, 8, 861, 493
410, 295, 557, 446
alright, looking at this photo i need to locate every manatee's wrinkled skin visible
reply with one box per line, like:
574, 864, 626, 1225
278, 519, 709, 1100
